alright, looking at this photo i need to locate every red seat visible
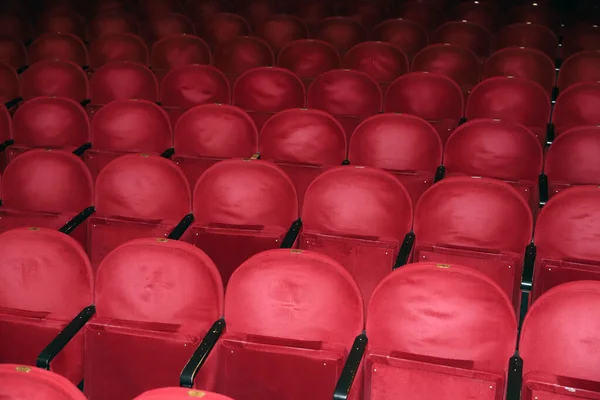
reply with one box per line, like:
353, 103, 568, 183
365, 262, 517, 400
296, 1, 329, 34
558, 51, 600, 91
414, 176, 533, 311
0, 63, 19, 104
142, 13, 195, 45
307, 69, 381, 140
256, 14, 309, 54
89, 33, 149, 69
562, 24, 600, 59
520, 281, 600, 399
545, 126, 600, 197
316, 17, 367, 55
452, 1, 498, 33
466, 77, 551, 144
342, 41, 409, 92
259, 108, 346, 207
483, 47, 556, 96
276, 39, 341, 88
384, 72, 464, 145
348, 113, 442, 205
213, 36, 275, 85
0, 13, 32, 42
173, 104, 258, 189
215, 249, 364, 400
0, 35, 27, 69
511, 3, 561, 34
347, 0, 389, 29
89, 154, 191, 270
411, 44, 481, 98
150, 34, 211, 83
29, 33, 88, 66
135, 388, 234, 400
184, 0, 228, 27
0, 364, 87, 399
21, 60, 88, 102
496, 23, 558, 60
432, 21, 492, 58
371, 19, 428, 60
37, 11, 87, 40
85, 238, 223, 400
85, 100, 172, 179
300, 166, 413, 303
552, 82, 600, 138
240, 0, 278, 31
89, 12, 141, 39
192, 159, 298, 284
444, 119, 543, 216
399, 1, 443, 32
532, 186, 600, 301
232, 67, 305, 131
200, 13, 251, 49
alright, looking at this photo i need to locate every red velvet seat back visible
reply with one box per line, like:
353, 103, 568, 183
0, 35, 27, 68
135, 388, 234, 400
150, 34, 211, 72
349, 113, 442, 205
213, 36, 275, 84
366, 262, 516, 399
552, 82, 600, 138
200, 13, 251, 49
21, 60, 89, 102
89, 61, 159, 106
0, 104, 11, 143
193, 159, 298, 284
558, 51, 600, 91
257, 15, 309, 54
399, 1, 443, 32
89, 33, 149, 69
0, 228, 93, 384
496, 23, 559, 59
342, 41, 409, 90
276, 39, 341, 87
143, 13, 195, 45
0, 364, 87, 399
89, 12, 141, 39
29, 33, 87, 66
38, 11, 86, 40
0, 63, 19, 104
432, 21, 491, 58
562, 24, 600, 59
316, 17, 367, 55
219, 249, 363, 400
371, 19, 428, 60
510, 3, 561, 34
87, 238, 223, 400
0, 13, 31, 42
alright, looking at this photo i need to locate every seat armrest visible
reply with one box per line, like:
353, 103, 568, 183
280, 218, 302, 248
333, 332, 368, 400
180, 318, 225, 388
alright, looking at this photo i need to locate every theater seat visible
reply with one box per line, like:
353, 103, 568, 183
256, 14, 309, 54
135, 388, 235, 400
0, 364, 87, 399
0, 35, 27, 69
199, 13, 251, 49
213, 36, 274, 86
276, 39, 341, 89
89, 12, 141, 39
150, 34, 211, 83
558, 50, 600, 91
371, 18, 428, 60
552, 82, 600, 138
20, 60, 88, 102
89, 33, 149, 69
28, 32, 87, 66
316, 17, 367, 55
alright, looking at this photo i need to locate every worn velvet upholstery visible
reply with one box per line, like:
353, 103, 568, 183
552, 82, 600, 138
89, 33, 149, 69
135, 387, 235, 400
316, 17, 367, 55
0, 63, 20, 104
89, 12, 140, 39
371, 19, 428, 60
29, 32, 87, 66
0, 364, 87, 399
432, 21, 492, 58
276, 39, 341, 87
201, 13, 251, 49
142, 13, 195, 45
558, 51, 600, 91
256, 14, 309, 54
213, 36, 274, 84
150, 34, 211, 79
496, 23, 559, 59
0, 35, 27, 69
21, 60, 89, 102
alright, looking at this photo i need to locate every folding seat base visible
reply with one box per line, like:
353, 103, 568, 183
523, 372, 600, 399
532, 260, 600, 303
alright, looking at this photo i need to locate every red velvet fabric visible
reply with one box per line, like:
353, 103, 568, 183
0, 35, 27, 69
511, 4, 561, 33
256, 15, 309, 54
496, 23, 559, 59
0, 364, 87, 399
217, 249, 364, 400
432, 21, 491, 58
532, 186, 600, 300
150, 34, 210, 72
384, 72, 464, 145
466, 77, 551, 144
562, 24, 600, 59
371, 19, 428, 60
520, 281, 600, 398
87, 238, 223, 400
0, 104, 12, 143
552, 82, 600, 138
89, 12, 141, 39
558, 51, 600, 91
28, 33, 87, 66
89, 61, 158, 105
142, 13, 194, 45
414, 177, 533, 310
348, 113, 442, 205
193, 159, 298, 283
366, 263, 517, 399
89, 33, 149, 69
545, 126, 600, 197
399, 1, 443, 32
37, 10, 86, 40
342, 42, 409, 87
0, 63, 20, 104
300, 166, 412, 303
276, 39, 341, 82
135, 387, 235, 400
316, 17, 367, 55
213, 37, 275, 81
0, 228, 93, 384
0, 14, 31, 43
200, 13, 251, 49
21, 60, 88, 102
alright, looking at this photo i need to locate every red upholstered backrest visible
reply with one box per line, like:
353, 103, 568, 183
28, 32, 87, 66
414, 177, 533, 253
193, 159, 298, 227
342, 42, 409, 84
2, 149, 93, 213
226, 249, 364, 345
89, 33, 149, 69
90, 61, 158, 104
233, 67, 305, 112
452, 1, 498, 32
520, 281, 600, 382
276, 39, 341, 80
0, 228, 93, 319
91, 99, 172, 152
316, 17, 367, 54
302, 166, 413, 241
134, 387, 234, 400
552, 82, 600, 137
200, 13, 251, 49
558, 51, 600, 91
399, 1, 443, 32
256, 15, 309, 53
0, 63, 19, 103
143, 13, 195, 44
367, 262, 516, 373
371, 19, 428, 59
21, 60, 88, 101
0, 364, 87, 399
496, 23, 558, 59
38, 10, 86, 40
0, 35, 28, 68
411, 44, 481, 88
160, 65, 230, 108
174, 104, 258, 158
95, 154, 190, 220
150, 34, 211, 71
432, 21, 491, 58
95, 238, 222, 326
89, 12, 141, 39
213, 36, 275, 77
0, 104, 12, 143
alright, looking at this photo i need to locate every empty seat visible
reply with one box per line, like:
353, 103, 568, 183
216, 249, 363, 400
562, 24, 600, 59
552, 82, 600, 138
452, 1, 498, 32
0, 13, 32, 42
532, 186, 600, 301
21, 60, 88, 102
384, 72, 464, 145
137, 0, 182, 20
28, 33, 87, 67
213, 36, 274, 84
432, 21, 492, 59
0, 35, 27, 69
371, 19, 428, 60
184, 0, 227, 26
365, 262, 517, 399
232, 67, 305, 130
0, 364, 87, 399
150, 34, 211, 81
307, 69, 381, 139
241, 0, 279, 31
0, 63, 19, 103
482, 47, 556, 96
545, 126, 600, 196
89, 33, 149, 69
347, 0, 389, 29
520, 281, 600, 399
316, 17, 367, 55
192, 159, 298, 284
84, 238, 222, 400
89, 12, 141, 39
496, 23, 559, 60
135, 388, 234, 400
200, 13, 251, 49
259, 108, 346, 206
557, 51, 600, 92
348, 113, 442, 205
37, 10, 86, 40
89, 154, 191, 269
414, 176, 533, 310
399, 1, 443, 32
257, 14, 309, 54
444, 119, 543, 215
466, 77, 551, 144
276, 39, 341, 88
85, 100, 172, 179
142, 13, 195, 45
173, 104, 258, 188
300, 166, 413, 302
511, 3, 561, 33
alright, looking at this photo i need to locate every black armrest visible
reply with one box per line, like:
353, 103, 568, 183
17, 65, 28, 74
333, 332, 368, 400
80, 99, 91, 107
518, 242, 536, 328
538, 174, 548, 207
36, 305, 96, 370
5, 97, 22, 109
82, 64, 90, 70
434, 165, 445, 183
72, 142, 92, 157
546, 122, 555, 145
180, 318, 225, 388
555, 57, 562, 69
458, 117, 467, 126
168, 213, 194, 240
393, 231, 415, 269
155, 101, 162, 106
505, 351, 523, 400
551, 87, 559, 103
280, 218, 302, 248
59, 206, 95, 235
0, 138, 14, 152
160, 147, 175, 159
341, 159, 350, 165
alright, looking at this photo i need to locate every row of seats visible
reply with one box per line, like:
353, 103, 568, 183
0, 231, 598, 399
